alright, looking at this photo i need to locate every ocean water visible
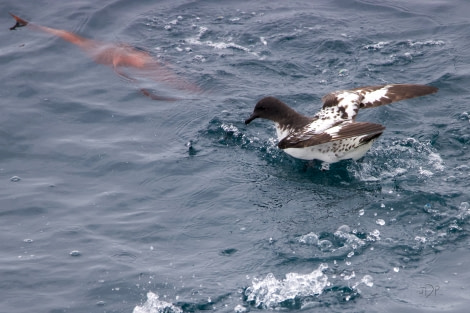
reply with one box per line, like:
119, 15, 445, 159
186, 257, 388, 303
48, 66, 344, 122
1, 0, 470, 312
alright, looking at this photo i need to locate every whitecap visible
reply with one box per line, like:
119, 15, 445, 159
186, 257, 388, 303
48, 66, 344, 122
407, 39, 445, 47
364, 41, 390, 50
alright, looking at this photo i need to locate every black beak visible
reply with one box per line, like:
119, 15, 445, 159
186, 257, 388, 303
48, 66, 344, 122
245, 113, 258, 125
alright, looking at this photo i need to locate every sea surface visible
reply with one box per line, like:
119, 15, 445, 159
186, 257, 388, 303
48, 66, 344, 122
1, 0, 470, 312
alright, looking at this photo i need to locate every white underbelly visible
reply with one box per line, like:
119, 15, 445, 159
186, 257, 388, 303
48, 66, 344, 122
282, 139, 377, 163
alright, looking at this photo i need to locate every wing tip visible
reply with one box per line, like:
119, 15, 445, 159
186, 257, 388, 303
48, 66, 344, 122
9, 13, 29, 30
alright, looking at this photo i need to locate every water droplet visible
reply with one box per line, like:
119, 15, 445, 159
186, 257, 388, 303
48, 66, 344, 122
362, 275, 374, 287
10, 176, 21, 182
337, 225, 350, 233
69, 250, 81, 257
376, 219, 385, 226
234, 304, 247, 313
424, 203, 432, 211
338, 69, 349, 77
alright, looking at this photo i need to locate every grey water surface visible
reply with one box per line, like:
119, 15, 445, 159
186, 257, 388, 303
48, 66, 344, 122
1, 0, 470, 312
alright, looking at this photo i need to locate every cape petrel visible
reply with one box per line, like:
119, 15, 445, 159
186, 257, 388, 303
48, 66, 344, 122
245, 84, 438, 164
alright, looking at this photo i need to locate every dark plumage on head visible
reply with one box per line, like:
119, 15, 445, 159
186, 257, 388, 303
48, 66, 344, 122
245, 96, 308, 126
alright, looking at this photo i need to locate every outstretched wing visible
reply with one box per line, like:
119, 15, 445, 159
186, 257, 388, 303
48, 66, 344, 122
352, 84, 438, 108
319, 84, 438, 123
278, 122, 385, 149
278, 84, 436, 150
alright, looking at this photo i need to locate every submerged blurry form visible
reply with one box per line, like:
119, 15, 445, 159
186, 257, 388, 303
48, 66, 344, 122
9, 13, 200, 100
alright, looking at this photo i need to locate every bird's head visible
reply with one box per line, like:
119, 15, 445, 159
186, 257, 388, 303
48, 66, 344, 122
245, 96, 291, 124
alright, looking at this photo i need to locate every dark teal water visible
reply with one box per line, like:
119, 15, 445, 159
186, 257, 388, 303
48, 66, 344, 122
1, 1, 470, 312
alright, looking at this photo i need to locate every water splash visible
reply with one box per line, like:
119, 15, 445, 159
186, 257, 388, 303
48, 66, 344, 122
351, 137, 445, 182
245, 264, 329, 309
133, 292, 182, 313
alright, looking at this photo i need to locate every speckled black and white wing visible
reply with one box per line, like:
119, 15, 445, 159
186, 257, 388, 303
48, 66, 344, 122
320, 84, 438, 123
278, 122, 385, 149
352, 84, 438, 108
277, 84, 437, 150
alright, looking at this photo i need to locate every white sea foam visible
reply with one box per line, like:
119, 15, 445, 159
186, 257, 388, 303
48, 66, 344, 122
407, 39, 445, 47
365, 39, 444, 50
364, 41, 390, 50
245, 264, 329, 309
185, 26, 259, 56
367, 229, 381, 241
457, 202, 470, 219
414, 236, 427, 243
352, 137, 445, 181
133, 292, 182, 313
359, 275, 374, 288
221, 123, 240, 135
298, 232, 319, 245
334, 227, 366, 247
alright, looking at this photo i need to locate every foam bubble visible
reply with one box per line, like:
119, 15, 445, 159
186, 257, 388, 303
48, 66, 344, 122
245, 264, 329, 309
298, 232, 319, 245
334, 228, 366, 247
367, 229, 381, 241
133, 292, 182, 313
